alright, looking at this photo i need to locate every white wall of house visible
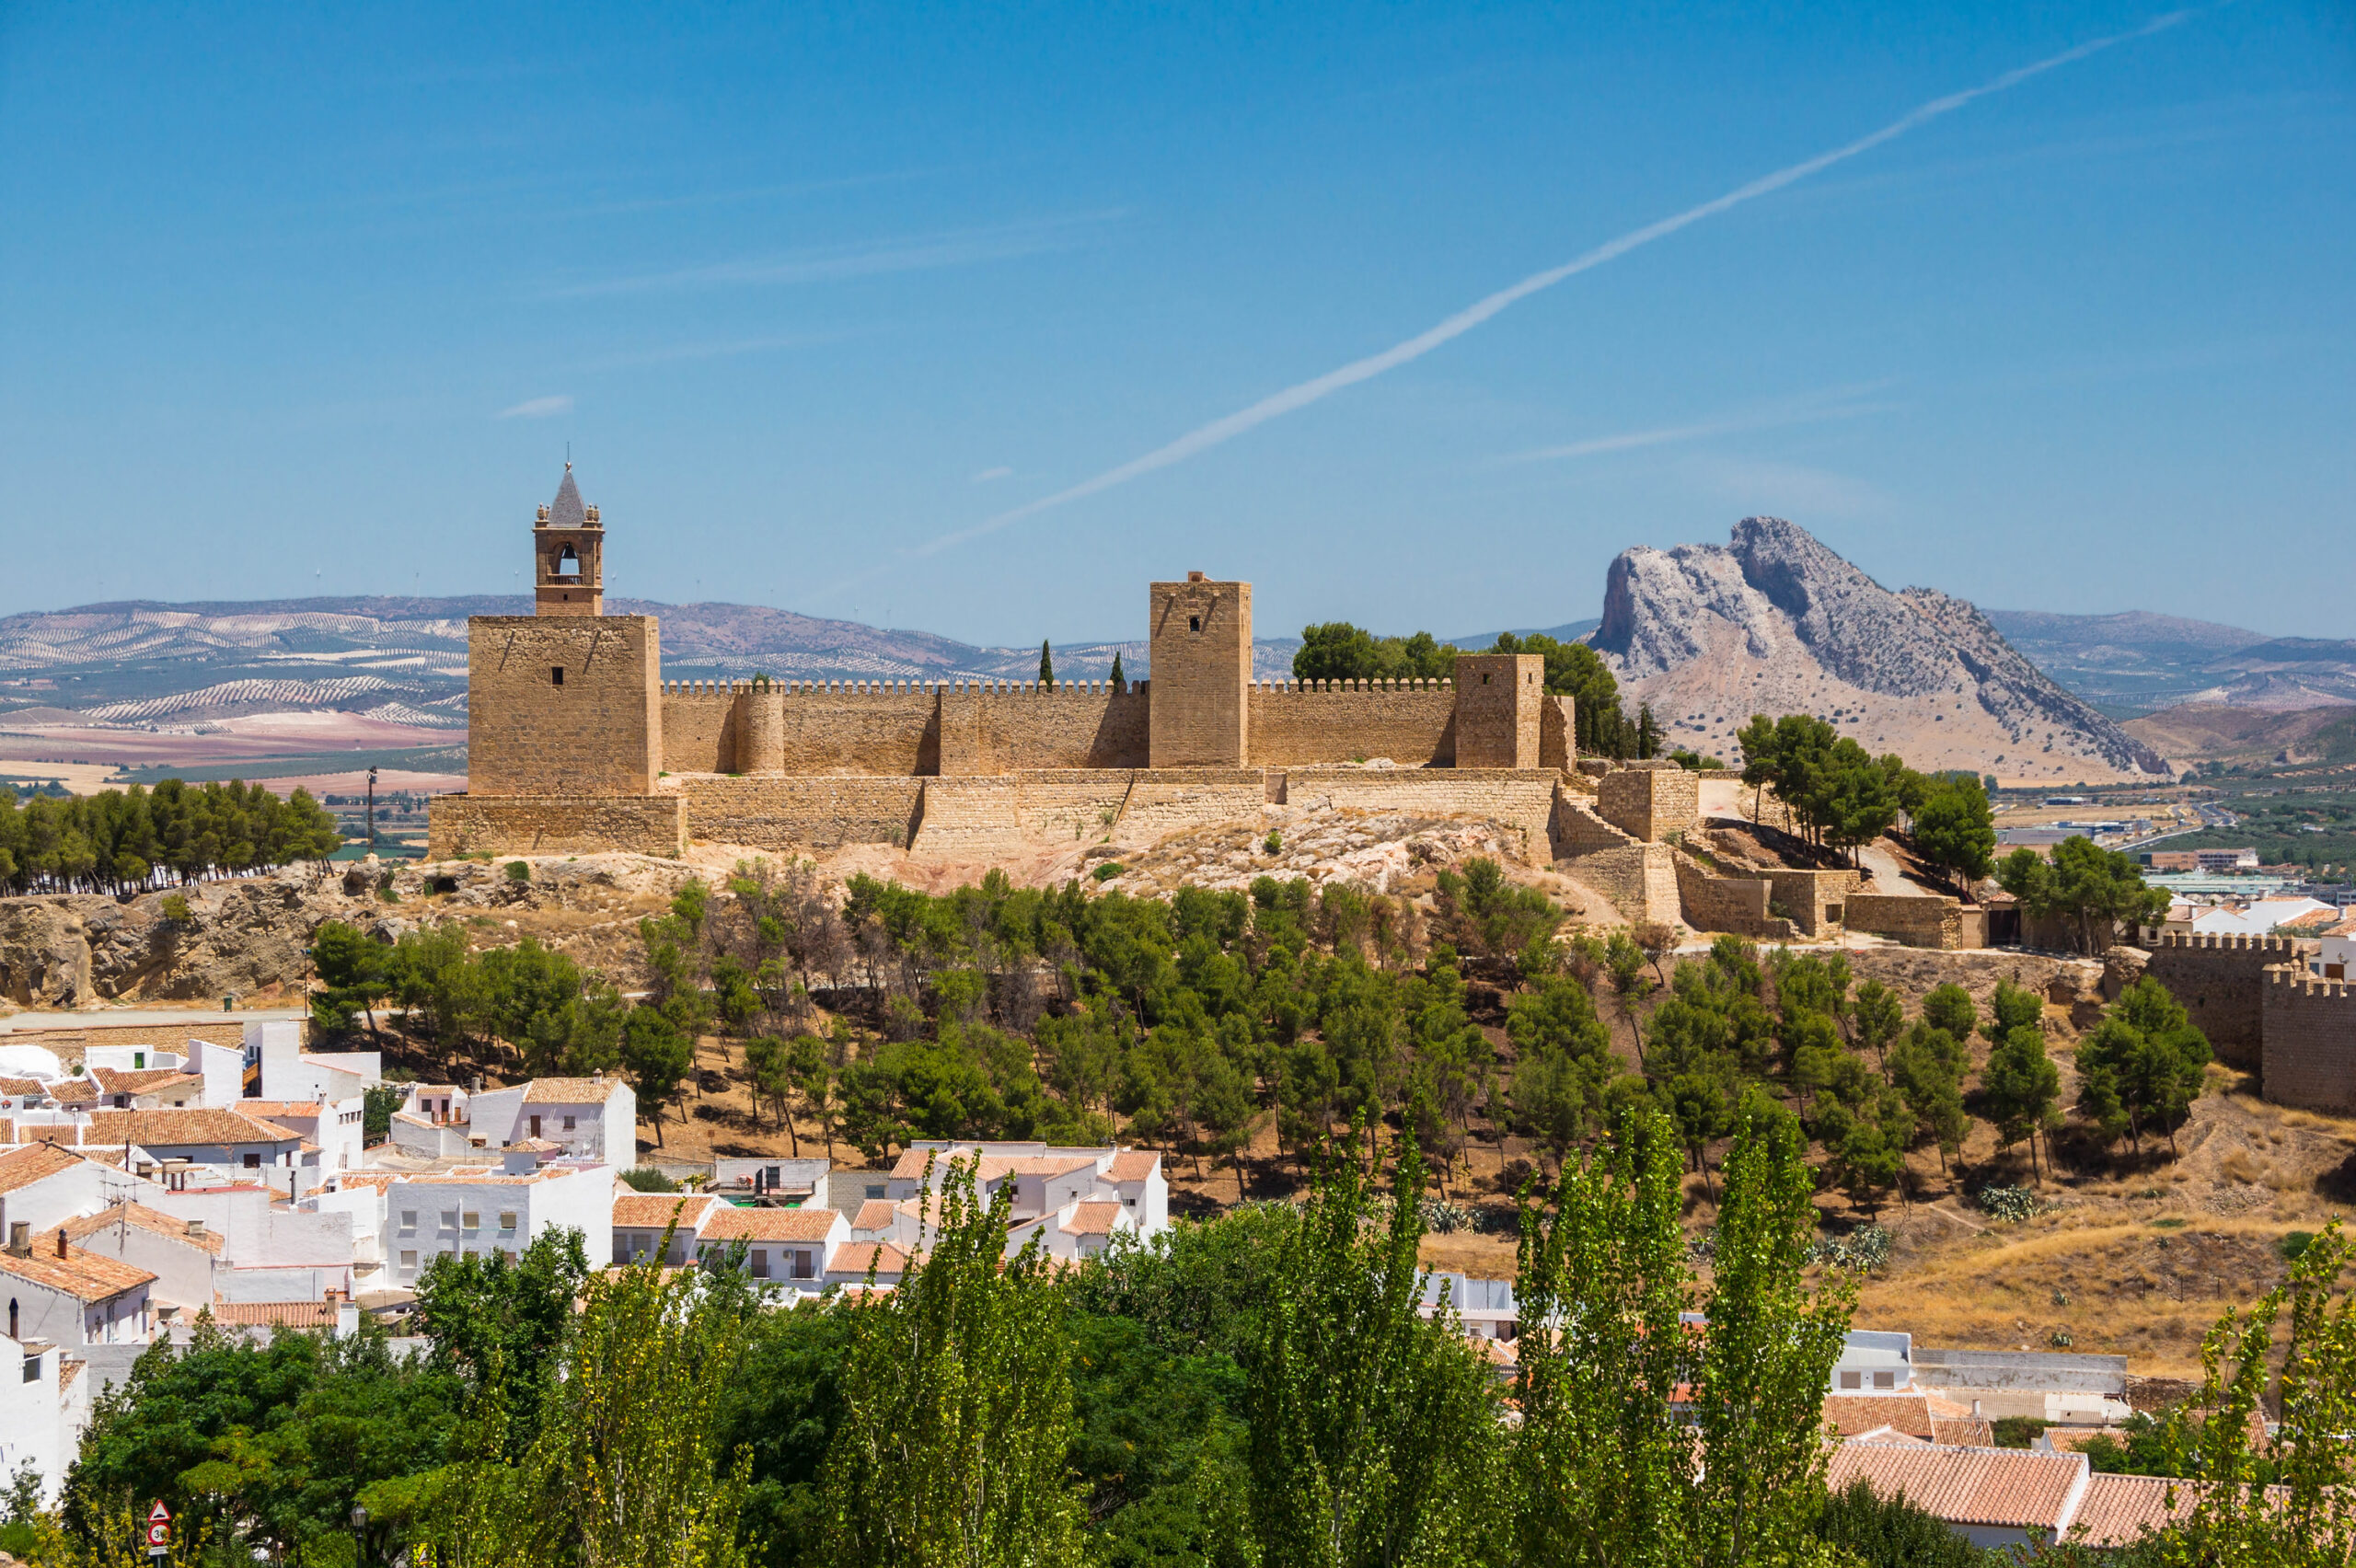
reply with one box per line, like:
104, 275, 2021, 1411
385, 1164, 610, 1287
308, 1182, 388, 1274
145, 1186, 355, 1282
84, 1045, 181, 1074
196, 1041, 245, 1106
0, 1332, 79, 1508
0, 1267, 151, 1349
0, 1159, 115, 1238
468, 1086, 527, 1144
248, 1098, 367, 1174
69, 1225, 214, 1314
251, 1020, 380, 1101
517, 1086, 635, 1164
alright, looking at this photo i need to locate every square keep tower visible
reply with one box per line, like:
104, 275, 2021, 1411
1452, 653, 1543, 768
1149, 572, 1252, 767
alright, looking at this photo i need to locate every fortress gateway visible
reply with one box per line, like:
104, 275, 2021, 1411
427, 468, 1587, 862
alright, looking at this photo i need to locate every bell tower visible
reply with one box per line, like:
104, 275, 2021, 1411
534, 463, 604, 616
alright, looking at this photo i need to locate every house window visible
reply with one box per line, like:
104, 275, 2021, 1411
243, 1153, 260, 1169
499, 1212, 517, 1233
133, 1053, 144, 1069
529, 1115, 541, 1138
400, 1210, 417, 1231
441, 1210, 459, 1231
865, 1184, 885, 1200
562, 1115, 576, 1131
1874, 1371, 1896, 1389
1839, 1371, 1862, 1390
551, 666, 565, 686
764, 1166, 781, 1185
22, 1350, 40, 1383
399, 1251, 417, 1271
792, 1250, 814, 1280
751, 1250, 770, 1279
462, 1212, 480, 1231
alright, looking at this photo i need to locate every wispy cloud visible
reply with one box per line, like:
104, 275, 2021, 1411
575, 332, 849, 373
1505, 384, 1897, 463
496, 395, 573, 420
971, 466, 1013, 483
872, 7, 2195, 578
546, 212, 1122, 298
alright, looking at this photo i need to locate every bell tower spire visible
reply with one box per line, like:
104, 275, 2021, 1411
534, 461, 604, 616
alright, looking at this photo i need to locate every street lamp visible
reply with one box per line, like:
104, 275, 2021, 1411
350, 1501, 368, 1566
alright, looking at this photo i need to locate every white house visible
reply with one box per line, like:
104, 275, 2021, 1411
823, 1240, 911, 1288
82, 1108, 316, 1193
87, 1067, 205, 1110
243, 1098, 367, 1175
697, 1205, 848, 1286
884, 1143, 1171, 1255
383, 1157, 612, 1287
249, 1020, 381, 1102
513, 1078, 635, 1164
0, 1331, 89, 1509
61, 1203, 222, 1317
0, 1144, 119, 1237
2189, 896, 2335, 937
610, 1192, 720, 1266
2316, 918, 2356, 980
389, 1083, 479, 1159
0, 1225, 156, 1348
139, 1183, 359, 1304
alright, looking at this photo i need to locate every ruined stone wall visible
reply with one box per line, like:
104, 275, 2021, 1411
1846, 894, 1966, 950
1245, 682, 1455, 767
2145, 933, 2312, 1070
1540, 696, 1576, 772
1571, 844, 1681, 925
2261, 965, 2356, 1112
1672, 852, 1789, 937
1554, 797, 1642, 859
680, 776, 925, 851
468, 617, 660, 795
1597, 767, 1699, 843
1285, 767, 1558, 865
1761, 869, 1858, 938
427, 794, 686, 858
661, 684, 740, 774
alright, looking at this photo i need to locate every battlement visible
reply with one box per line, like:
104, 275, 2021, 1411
664, 677, 1138, 698
1253, 678, 1452, 693
2261, 961, 2356, 1112
2154, 932, 2308, 956
2265, 963, 2356, 1000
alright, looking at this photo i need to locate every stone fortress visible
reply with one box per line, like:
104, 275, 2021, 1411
428, 467, 1631, 870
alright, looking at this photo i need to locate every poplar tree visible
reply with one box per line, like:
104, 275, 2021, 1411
819, 1159, 1083, 1568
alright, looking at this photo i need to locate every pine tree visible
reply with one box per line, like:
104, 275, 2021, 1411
1038, 640, 1054, 689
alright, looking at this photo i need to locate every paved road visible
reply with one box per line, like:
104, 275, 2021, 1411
0, 1007, 306, 1033
1855, 844, 1929, 894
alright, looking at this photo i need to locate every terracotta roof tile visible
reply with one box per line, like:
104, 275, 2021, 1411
611, 1193, 718, 1229
1932, 1418, 1995, 1448
699, 1206, 842, 1243
521, 1078, 625, 1104
826, 1241, 909, 1277
85, 1108, 301, 1148
1823, 1395, 1942, 1441
92, 1068, 202, 1096
0, 1076, 48, 1097
2069, 1472, 2200, 1547
1105, 1148, 1159, 1182
1060, 1201, 1125, 1235
852, 1199, 901, 1231
239, 1101, 334, 1119
0, 1233, 157, 1302
63, 1203, 225, 1255
206, 1299, 340, 1328
0, 1142, 87, 1194
1826, 1443, 2086, 1533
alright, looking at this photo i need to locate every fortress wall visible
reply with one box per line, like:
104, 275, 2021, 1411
660, 685, 741, 774
1285, 767, 1558, 865
1597, 766, 1699, 842
1672, 852, 1782, 936
1245, 681, 1455, 767
962, 686, 1149, 773
681, 775, 924, 851
427, 794, 686, 859
1846, 893, 1966, 950
1571, 843, 1681, 925
2261, 966, 2356, 1112
1762, 869, 1861, 938
906, 778, 1028, 855
1113, 771, 1269, 847
2145, 932, 2312, 1069
774, 684, 941, 776
1553, 798, 1642, 858
468, 616, 660, 795
1540, 695, 1576, 772
1006, 772, 1135, 845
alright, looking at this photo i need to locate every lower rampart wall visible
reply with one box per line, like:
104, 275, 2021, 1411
2261, 965, 2356, 1111
1285, 768, 1558, 864
680, 776, 925, 851
1672, 853, 1786, 937
1761, 869, 1857, 938
1846, 894, 1967, 950
427, 795, 687, 858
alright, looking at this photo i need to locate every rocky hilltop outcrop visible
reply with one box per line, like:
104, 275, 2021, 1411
1592, 518, 2169, 782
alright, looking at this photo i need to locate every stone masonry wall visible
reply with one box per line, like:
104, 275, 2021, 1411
1846, 893, 1966, 950
2261, 965, 2356, 1112
680, 776, 925, 851
1114, 771, 1269, 847
1761, 869, 1858, 938
427, 794, 686, 858
1597, 767, 1700, 843
468, 617, 660, 795
2145, 933, 2312, 1070
1540, 696, 1576, 772
1286, 767, 1559, 865
959, 687, 1149, 773
661, 685, 740, 774
1672, 851, 1789, 938
1246, 682, 1456, 767
1452, 655, 1542, 768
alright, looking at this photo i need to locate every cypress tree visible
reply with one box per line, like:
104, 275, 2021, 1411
1039, 640, 1054, 689
1109, 651, 1125, 692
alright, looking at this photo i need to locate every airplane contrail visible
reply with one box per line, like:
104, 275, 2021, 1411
883, 9, 2196, 571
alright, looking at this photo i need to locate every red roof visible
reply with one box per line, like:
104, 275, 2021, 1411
1826, 1443, 2085, 1533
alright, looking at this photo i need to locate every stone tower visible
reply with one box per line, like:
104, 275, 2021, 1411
1149, 572, 1252, 767
1451, 653, 1544, 767
535, 464, 604, 616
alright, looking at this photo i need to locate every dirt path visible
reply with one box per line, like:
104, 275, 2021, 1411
1856, 843, 1930, 894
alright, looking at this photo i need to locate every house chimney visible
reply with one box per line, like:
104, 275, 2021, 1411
185, 1218, 206, 1239
56, 1227, 68, 1259
6, 1222, 27, 1256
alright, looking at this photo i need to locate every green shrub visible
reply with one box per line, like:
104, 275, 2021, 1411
1264, 830, 1282, 855
621, 1167, 680, 1193
1992, 1416, 2050, 1449
505, 859, 531, 883
2279, 1229, 2316, 1261
1815, 1477, 1987, 1566
1976, 1184, 2042, 1223
1092, 862, 1124, 882
160, 892, 192, 923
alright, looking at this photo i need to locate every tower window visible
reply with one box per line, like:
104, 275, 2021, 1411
551, 666, 565, 686
1189, 616, 1201, 633
1482, 673, 1491, 685
556, 545, 581, 577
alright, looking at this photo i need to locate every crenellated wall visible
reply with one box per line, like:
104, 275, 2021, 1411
2261, 965, 2356, 1111
1246, 680, 1456, 767
2146, 932, 2315, 1069
661, 683, 741, 774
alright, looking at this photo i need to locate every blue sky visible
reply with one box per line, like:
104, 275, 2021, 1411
2, 3, 2350, 645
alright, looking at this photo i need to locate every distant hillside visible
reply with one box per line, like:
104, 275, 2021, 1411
2123, 702, 2356, 769
1981, 609, 2356, 716
1593, 518, 2168, 783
